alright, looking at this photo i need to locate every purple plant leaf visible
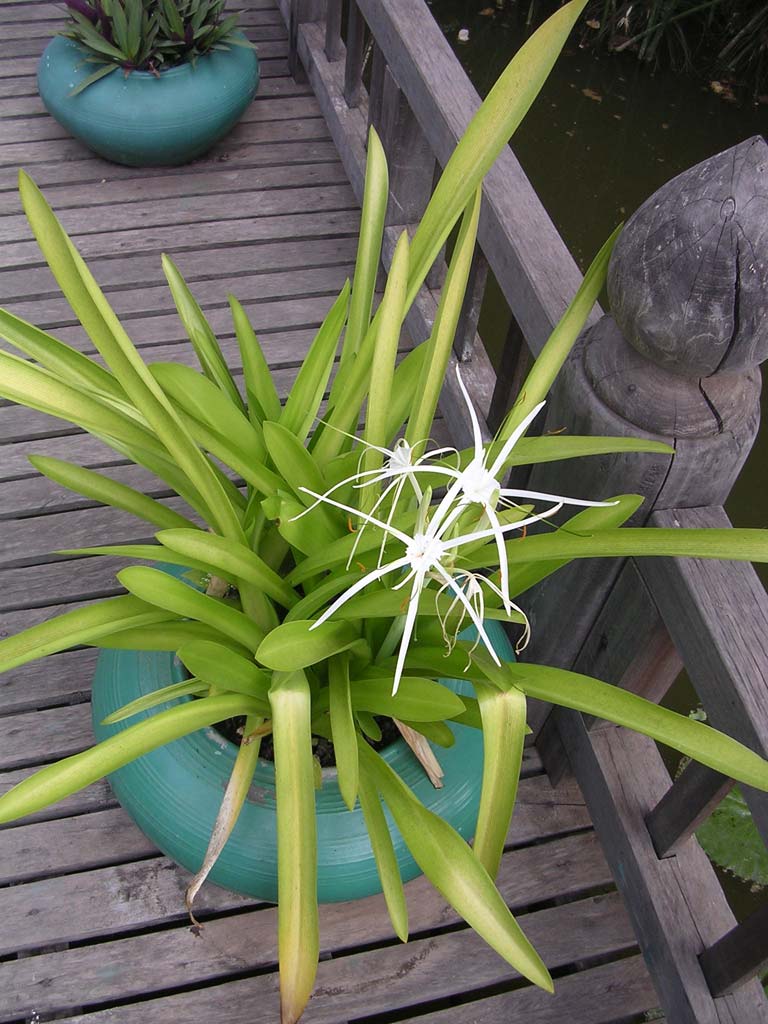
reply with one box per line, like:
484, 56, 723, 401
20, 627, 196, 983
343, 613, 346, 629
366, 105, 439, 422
64, 0, 98, 24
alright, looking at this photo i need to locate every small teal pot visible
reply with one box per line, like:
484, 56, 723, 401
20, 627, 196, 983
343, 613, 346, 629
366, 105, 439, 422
38, 35, 259, 167
91, 594, 511, 903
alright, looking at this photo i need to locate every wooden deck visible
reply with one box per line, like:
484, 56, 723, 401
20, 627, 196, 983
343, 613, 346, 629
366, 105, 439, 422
1, 2, 666, 1021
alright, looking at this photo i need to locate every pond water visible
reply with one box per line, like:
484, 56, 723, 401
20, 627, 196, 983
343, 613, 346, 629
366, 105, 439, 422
428, 0, 768, 918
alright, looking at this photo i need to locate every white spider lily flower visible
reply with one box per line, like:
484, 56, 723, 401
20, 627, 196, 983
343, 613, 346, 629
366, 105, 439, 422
291, 434, 458, 570
298, 484, 560, 695
436, 571, 531, 662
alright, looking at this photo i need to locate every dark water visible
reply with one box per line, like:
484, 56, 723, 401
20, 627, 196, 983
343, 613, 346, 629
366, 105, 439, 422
428, 0, 768, 919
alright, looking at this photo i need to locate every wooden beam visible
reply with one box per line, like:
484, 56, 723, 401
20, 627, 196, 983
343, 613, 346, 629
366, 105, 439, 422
646, 761, 735, 859
640, 505, 768, 848
700, 904, 768, 998
554, 714, 768, 1023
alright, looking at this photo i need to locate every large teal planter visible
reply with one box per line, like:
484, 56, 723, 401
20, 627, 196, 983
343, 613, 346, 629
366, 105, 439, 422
92, 585, 512, 903
38, 35, 259, 167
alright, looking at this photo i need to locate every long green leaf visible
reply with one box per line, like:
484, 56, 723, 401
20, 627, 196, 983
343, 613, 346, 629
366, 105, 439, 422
0, 349, 158, 453
269, 670, 319, 1024
0, 694, 265, 824
480, 658, 768, 793
334, 126, 389, 386
0, 307, 124, 399
150, 361, 265, 463
281, 282, 349, 442
360, 230, 409, 513
495, 526, 768, 570
29, 455, 199, 532
328, 653, 358, 811
0, 594, 174, 673
177, 640, 272, 705
162, 255, 244, 411
89, 621, 252, 655
360, 741, 552, 992
19, 173, 244, 542
350, 676, 466, 722
101, 678, 209, 723
357, 764, 408, 942
491, 224, 620, 463
118, 566, 265, 652
230, 295, 282, 426
256, 619, 363, 671
156, 528, 297, 609
406, 186, 482, 450
472, 682, 527, 880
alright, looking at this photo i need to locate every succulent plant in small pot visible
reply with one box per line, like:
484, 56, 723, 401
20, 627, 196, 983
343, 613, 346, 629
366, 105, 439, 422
37, 0, 260, 166
3, 3, 768, 1022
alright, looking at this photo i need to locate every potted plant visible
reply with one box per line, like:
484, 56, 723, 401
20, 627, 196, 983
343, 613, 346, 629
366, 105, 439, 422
1, 2, 767, 1022
37, 0, 259, 166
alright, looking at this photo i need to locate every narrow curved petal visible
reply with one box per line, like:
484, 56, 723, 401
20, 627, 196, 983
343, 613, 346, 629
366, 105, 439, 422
433, 562, 501, 665
312, 555, 412, 629
298, 487, 413, 546
488, 400, 546, 478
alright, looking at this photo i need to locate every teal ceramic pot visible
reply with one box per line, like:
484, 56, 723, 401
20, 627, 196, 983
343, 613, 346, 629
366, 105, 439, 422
37, 35, 259, 167
91, 575, 513, 903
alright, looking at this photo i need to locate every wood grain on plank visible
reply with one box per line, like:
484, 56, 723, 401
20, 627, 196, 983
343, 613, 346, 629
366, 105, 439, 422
0, 830, 613, 1020
45, 892, 636, 1024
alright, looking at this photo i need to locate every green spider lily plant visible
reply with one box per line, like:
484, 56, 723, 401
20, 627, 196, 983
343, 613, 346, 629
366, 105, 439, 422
1, 2, 768, 1020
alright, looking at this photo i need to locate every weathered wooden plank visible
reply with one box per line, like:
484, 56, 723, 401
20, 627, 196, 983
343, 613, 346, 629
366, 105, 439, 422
0, 232, 356, 303
641, 506, 768, 848
0, 772, 579, 953
0, 806, 158, 884
0, 856, 255, 959
0, 647, 101, 716
0, 206, 357, 273
554, 715, 768, 1023
49, 892, 636, 1023
0, 702, 94, 770
0, 112, 333, 172
377, 62, 436, 226
4, 260, 352, 330
0, 830, 614, 1021
0, 176, 355, 243
0, 138, 336, 195
415, 955, 659, 1024
646, 760, 735, 859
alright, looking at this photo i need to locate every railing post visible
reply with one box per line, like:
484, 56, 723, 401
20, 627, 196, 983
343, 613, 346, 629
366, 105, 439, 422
519, 135, 768, 714
288, 0, 327, 82
700, 904, 768, 997
324, 0, 342, 62
343, 0, 366, 108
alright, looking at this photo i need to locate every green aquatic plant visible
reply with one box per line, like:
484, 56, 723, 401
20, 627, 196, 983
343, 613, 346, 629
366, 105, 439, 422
2, 2, 768, 1020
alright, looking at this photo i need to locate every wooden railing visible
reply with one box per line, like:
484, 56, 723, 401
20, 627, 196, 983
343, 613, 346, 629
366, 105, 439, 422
280, 2, 768, 1020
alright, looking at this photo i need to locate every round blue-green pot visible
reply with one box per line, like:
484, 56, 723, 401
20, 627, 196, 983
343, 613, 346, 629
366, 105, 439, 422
92, 614, 511, 904
37, 35, 259, 167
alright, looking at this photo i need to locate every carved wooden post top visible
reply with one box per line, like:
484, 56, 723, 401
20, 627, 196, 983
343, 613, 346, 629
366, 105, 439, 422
608, 134, 768, 377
